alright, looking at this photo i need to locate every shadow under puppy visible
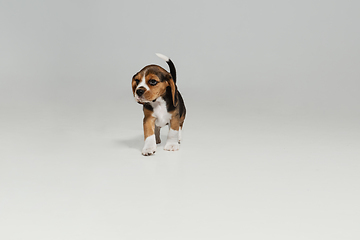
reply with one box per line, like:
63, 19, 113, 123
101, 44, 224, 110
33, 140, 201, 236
132, 54, 186, 156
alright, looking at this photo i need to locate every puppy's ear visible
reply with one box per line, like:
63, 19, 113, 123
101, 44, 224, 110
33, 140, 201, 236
132, 73, 139, 94
165, 73, 178, 107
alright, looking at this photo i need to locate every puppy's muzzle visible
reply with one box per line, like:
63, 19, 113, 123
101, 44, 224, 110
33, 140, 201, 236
136, 88, 145, 97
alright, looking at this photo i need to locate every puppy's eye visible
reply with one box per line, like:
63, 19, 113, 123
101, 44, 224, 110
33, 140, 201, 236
134, 79, 140, 85
148, 79, 157, 86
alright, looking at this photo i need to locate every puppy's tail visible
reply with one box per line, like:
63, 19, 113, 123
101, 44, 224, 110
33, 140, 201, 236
156, 53, 177, 83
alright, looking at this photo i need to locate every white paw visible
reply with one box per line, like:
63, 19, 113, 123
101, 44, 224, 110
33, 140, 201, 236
142, 146, 156, 156
164, 142, 180, 151
142, 135, 156, 156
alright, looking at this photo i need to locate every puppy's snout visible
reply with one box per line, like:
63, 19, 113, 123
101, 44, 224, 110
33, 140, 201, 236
136, 88, 145, 97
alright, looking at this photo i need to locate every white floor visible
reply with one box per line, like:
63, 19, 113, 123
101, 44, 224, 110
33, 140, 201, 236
1, 98, 359, 240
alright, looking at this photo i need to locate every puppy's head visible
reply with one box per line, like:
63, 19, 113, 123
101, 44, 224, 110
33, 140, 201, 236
132, 65, 177, 106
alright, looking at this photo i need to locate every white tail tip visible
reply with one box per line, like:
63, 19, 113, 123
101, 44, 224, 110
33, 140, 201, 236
156, 53, 170, 62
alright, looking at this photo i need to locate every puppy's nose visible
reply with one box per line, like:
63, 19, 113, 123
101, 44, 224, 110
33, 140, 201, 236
136, 88, 145, 97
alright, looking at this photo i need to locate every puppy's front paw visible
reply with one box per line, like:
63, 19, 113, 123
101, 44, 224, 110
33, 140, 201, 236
164, 142, 180, 151
142, 146, 156, 156
142, 135, 156, 156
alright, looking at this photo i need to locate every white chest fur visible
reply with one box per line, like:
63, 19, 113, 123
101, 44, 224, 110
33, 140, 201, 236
151, 98, 172, 127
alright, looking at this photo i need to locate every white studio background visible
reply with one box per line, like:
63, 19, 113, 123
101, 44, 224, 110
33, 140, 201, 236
1, 1, 359, 240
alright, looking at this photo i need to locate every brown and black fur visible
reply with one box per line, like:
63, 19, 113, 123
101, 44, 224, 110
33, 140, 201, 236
132, 55, 186, 155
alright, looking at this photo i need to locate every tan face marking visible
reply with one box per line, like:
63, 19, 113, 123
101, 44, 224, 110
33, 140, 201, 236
141, 73, 168, 102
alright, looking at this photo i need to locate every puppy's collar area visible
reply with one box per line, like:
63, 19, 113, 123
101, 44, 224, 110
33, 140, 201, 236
151, 97, 163, 104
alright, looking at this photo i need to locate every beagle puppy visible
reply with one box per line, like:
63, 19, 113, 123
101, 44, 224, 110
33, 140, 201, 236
132, 54, 186, 156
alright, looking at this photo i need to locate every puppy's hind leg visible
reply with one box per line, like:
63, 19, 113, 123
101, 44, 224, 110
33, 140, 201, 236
155, 125, 161, 144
